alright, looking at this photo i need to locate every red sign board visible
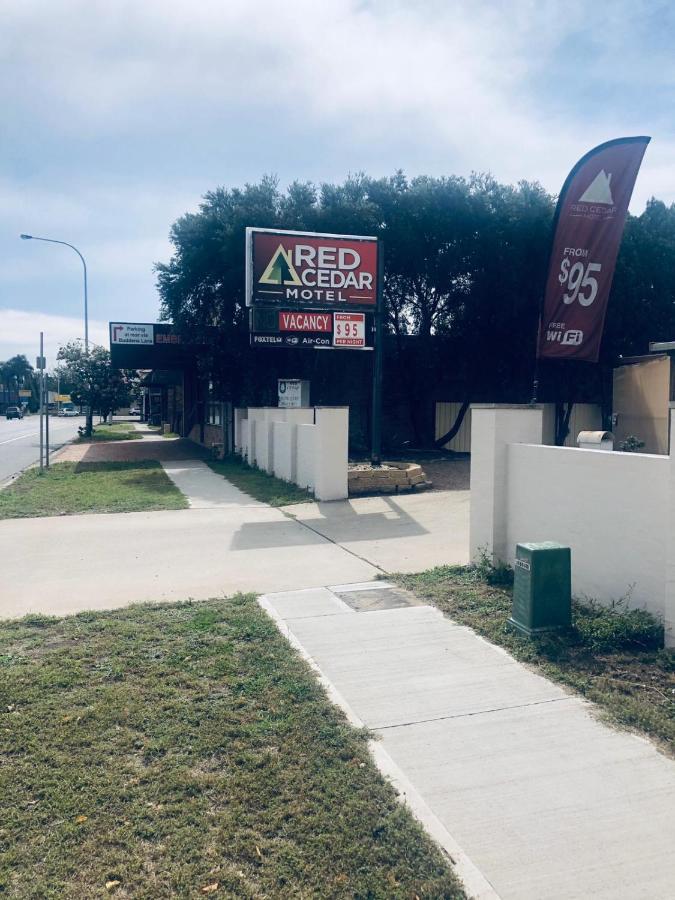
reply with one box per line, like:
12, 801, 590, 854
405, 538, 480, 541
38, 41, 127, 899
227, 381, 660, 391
279, 311, 332, 332
246, 228, 378, 308
538, 136, 649, 362
333, 313, 366, 347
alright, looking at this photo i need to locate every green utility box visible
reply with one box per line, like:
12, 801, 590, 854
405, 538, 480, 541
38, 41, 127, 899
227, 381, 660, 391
509, 542, 571, 637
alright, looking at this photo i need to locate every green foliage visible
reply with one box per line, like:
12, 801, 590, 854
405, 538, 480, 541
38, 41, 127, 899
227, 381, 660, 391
154, 173, 675, 446
618, 435, 645, 453
0, 461, 187, 519
208, 455, 312, 506
76, 422, 142, 442
155, 173, 554, 416
0, 597, 465, 897
574, 597, 663, 652
56, 342, 138, 433
473, 546, 514, 586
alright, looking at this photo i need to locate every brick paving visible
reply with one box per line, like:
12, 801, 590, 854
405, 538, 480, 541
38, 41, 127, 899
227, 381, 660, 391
55, 436, 210, 464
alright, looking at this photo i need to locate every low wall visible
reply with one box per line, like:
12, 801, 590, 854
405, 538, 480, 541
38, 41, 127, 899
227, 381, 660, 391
296, 424, 316, 490
238, 406, 348, 501
506, 443, 667, 617
470, 404, 675, 645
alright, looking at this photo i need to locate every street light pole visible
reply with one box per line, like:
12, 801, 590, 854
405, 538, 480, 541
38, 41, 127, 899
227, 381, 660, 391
20, 234, 88, 351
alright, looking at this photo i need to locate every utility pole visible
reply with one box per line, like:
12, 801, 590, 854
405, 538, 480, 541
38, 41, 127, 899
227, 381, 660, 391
38, 332, 44, 471
370, 242, 385, 465
45, 365, 50, 469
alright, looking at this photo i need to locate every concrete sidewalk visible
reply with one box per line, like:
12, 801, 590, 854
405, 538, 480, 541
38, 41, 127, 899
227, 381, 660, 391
0, 507, 378, 618
285, 489, 469, 572
161, 459, 263, 508
261, 585, 675, 900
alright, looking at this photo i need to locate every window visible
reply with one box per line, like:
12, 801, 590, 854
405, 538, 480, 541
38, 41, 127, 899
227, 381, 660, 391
206, 401, 221, 426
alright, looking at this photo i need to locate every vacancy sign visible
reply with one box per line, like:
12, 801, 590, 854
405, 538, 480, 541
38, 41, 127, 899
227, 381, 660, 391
333, 312, 366, 347
110, 323, 154, 345
246, 228, 378, 308
279, 311, 332, 332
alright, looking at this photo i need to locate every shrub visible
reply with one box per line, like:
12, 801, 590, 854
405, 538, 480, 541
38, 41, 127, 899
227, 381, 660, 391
574, 597, 663, 652
618, 435, 645, 453
473, 547, 514, 587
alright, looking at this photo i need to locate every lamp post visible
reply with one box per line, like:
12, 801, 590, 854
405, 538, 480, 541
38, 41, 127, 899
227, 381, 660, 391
20, 234, 88, 351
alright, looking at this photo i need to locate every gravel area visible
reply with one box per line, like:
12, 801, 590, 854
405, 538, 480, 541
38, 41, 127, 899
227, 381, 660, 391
419, 458, 470, 491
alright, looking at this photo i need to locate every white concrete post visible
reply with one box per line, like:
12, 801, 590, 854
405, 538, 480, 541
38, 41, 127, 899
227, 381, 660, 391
273, 421, 293, 482
469, 405, 543, 564
296, 424, 316, 489
234, 408, 247, 455
665, 407, 675, 647
264, 409, 287, 474
314, 407, 349, 501
247, 408, 263, 466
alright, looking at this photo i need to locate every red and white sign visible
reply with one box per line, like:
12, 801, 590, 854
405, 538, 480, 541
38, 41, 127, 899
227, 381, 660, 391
279, 311, 332, 332
538, 136, 650, 362
333, 313, 365, 347
110, 323, 154, 345
247, 228, 378, 307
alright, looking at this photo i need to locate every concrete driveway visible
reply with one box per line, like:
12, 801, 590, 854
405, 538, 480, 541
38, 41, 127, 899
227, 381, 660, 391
0, 462, 468, 617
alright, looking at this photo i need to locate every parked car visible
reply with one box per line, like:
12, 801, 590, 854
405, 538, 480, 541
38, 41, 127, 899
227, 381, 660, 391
5, 406, 23, 420
129, 406, 140, 416
59, 406, 78, 417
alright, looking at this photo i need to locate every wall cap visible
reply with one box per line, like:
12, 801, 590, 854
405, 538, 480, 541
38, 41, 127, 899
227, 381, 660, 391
470, 403, 543, 410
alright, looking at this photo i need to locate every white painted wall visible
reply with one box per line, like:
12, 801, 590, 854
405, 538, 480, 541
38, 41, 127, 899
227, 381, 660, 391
505, 443, 667, 620
296, 424, 316, 490
470, 404, 675, 645
665, 410, 675, 643
239, 405, 348, 500
273, 422, 294, 482
234, 408, 247, 455
314, 407, 349, 501
469, 405, 543, 563
239, 419, 249, 463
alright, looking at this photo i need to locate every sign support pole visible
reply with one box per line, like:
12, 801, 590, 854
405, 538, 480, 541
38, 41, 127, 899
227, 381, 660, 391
38, 332, 44, 472
45, 365, 50, 469
371, 242, 384, 465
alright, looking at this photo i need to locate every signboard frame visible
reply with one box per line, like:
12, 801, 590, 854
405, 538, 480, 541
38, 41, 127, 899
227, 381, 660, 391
246, 227, 378, 310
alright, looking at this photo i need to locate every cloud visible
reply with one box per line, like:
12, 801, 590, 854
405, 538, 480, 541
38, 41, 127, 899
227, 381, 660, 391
1, 0, 673, 335
0, 309, 110, 371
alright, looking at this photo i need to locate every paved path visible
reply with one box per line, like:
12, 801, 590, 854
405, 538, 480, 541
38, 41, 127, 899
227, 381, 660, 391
261, 585, 675, 900
1, 453, 467, 616
285, 488, 469, 573
161, 459, 263, 509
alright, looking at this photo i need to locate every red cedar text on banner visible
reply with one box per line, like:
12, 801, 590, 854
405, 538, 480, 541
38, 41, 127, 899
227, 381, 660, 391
538, 136, 650, 363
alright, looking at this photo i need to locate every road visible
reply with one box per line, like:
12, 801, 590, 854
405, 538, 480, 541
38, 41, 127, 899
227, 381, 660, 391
0, 415, 81, 483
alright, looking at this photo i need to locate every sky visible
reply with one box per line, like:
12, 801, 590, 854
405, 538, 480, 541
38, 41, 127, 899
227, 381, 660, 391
2, 0, 675, 367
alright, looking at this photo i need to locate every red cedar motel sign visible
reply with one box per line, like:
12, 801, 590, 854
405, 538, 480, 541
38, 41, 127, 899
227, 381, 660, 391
246, 228, 378, 308
538, 136, 650, 363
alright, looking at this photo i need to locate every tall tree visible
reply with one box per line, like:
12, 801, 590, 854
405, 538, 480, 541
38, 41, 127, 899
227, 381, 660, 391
155, 172, 673, 447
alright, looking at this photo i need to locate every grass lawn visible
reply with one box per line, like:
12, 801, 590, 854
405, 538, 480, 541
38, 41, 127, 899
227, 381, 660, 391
394, 566, 675, 752
0, 462, 188, 519
208, 455, 313, 507
0, 596, 465, 899
77, 423, 142, 442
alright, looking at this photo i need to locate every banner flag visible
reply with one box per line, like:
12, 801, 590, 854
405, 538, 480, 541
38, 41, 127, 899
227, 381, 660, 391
537, 136, 650, 362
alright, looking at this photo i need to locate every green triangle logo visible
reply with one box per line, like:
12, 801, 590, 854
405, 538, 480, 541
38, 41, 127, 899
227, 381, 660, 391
259, 244, 302, 286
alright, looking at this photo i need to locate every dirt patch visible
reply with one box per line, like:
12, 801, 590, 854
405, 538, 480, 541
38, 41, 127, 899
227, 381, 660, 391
421, 458, 470, 491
